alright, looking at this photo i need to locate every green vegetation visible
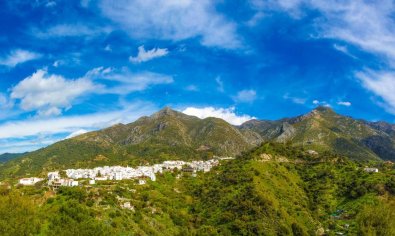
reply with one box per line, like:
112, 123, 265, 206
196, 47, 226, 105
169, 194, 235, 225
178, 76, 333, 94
1, 142, 395, 235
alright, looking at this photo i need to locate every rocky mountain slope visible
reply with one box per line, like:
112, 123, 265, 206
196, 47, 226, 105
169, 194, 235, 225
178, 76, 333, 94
0, 108, 255, 177
240, 106, 395, 161
1, 106, 395, 178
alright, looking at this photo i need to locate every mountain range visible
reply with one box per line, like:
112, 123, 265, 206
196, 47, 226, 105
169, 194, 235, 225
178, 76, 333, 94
1, 106, 395, 178
0, 153, 26, 163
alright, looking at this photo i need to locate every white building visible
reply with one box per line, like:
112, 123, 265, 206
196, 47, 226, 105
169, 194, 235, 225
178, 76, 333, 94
48, 171, 60, 181
19, 177, 44, 186
364, 167, 379, 173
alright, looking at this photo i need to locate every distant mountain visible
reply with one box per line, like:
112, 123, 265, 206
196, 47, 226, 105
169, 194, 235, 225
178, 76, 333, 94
0, 153, 25, 163
0, 108, 255, 177
240, 106, 395, 161
1, 106, 395, 178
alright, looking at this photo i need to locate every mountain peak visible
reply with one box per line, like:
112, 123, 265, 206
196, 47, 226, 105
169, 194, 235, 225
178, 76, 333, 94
153, 106, 177, 116
306, 106, 336, 118
150, 106, 191, 120
313, 106, 334, 113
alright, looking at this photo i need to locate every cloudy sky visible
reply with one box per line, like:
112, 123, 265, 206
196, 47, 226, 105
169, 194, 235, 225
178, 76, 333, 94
1, 0, 395, 153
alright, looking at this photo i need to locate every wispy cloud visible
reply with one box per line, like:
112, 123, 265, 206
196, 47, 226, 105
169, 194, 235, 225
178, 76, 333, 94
64, 129, 89, 139
181, 106, 255, 125
283, 93, 306, 104
252, 0, 395, 62
251, 0, 395, 113
333, 44, 357, 59
337, 101, 352, 107
32, 24, 111, 38
99, 0, 241, 49
0, 102, 154, 139
215, 76, 224, 92
0, 101, 156, 152
129, 45, 168, 63
91, 67, 174, 95
233, 89, 257, 103
356, 70, 395, 113
312, 99, 330, 107
0, 49, 41, 67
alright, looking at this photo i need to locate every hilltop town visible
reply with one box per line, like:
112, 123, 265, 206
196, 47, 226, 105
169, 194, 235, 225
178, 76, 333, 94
18, 157, 234, 188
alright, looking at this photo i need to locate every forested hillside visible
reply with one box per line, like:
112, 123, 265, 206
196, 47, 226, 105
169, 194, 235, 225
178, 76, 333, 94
1, 142, 394, 235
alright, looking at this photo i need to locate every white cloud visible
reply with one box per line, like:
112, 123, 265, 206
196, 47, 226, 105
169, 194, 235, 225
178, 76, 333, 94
0, 49, 41, 67
65, 129, 89, 139
337, 101, 352, 107
233, 89, 257, 103
0, 102, 155, 140
52, 60, 62, 67
356, 70, 395, 113
182, 107, 255, 125
253, 1, 395, 63
8, 67, 173, 117
250, 1, 395, 113
0, 102, 156, 153
45, 1, 56, 7
92, 67, 174, 94
283, 93, 306, 104
333, 44, 357, 59
129, 45, 169, 63
99, 0, 241, 49
33, 24, 111, 38
0, 137, 57, 154
312, 100, 331, 107
10, 69, 98, 116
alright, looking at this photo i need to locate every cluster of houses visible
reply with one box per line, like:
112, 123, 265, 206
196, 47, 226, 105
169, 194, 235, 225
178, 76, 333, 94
65, 159, 221, 182
47, 171, 79, 189
18, 157, 229, 187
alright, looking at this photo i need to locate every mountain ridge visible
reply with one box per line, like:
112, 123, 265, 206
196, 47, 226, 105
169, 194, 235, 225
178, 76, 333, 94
1, 106, 395, 178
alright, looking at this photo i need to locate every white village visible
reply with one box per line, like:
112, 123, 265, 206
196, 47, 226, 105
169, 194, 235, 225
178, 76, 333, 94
18, 157, 234, 188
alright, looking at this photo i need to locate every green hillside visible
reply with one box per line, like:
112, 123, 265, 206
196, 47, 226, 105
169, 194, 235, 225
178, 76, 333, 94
1, 142, 395, 235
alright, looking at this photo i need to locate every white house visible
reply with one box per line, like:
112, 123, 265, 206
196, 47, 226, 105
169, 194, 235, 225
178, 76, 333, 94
19, 177, 44, 186
48, 171, 60, 181
364, 167, 379, 173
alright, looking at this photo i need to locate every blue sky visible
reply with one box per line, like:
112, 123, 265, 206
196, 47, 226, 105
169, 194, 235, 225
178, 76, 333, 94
1, 0, 395, 153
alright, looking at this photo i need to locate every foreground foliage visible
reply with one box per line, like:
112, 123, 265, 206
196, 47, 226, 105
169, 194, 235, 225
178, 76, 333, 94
1, 142, 395, 235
